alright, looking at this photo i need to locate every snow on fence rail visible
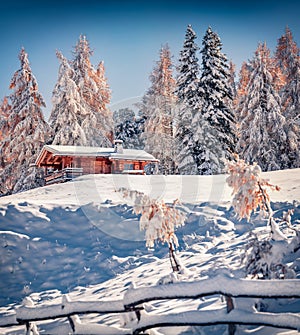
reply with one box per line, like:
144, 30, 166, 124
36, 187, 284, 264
1, 274, 300, 334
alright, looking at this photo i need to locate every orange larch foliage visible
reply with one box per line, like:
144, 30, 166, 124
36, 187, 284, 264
227, 155, 280, 221
237, 62, 250, 98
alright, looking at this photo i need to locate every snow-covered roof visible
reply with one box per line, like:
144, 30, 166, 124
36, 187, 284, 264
36, 145, 158, 164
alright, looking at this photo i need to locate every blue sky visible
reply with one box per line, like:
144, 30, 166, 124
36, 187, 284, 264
0, 0, 300, 119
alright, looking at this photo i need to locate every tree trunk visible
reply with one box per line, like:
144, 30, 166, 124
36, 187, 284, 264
169, 242, 180, 272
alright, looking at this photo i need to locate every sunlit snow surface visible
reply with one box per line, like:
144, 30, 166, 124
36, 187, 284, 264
0, 170, 299, 334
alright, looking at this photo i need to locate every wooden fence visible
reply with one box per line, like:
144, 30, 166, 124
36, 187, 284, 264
1, 275, 300, 334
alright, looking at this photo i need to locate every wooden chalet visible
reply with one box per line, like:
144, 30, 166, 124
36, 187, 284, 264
35, 140, 158, 185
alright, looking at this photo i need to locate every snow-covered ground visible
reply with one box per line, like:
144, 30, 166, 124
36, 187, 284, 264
0, 169, 299, 334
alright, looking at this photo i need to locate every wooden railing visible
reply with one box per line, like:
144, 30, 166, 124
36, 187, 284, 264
1, 275, 300, 334
45, 168, 83, 185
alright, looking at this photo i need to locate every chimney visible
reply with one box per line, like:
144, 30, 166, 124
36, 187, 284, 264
114, 139, 124, 154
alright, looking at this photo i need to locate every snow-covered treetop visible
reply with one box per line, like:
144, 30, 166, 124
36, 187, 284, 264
175, 24, 200, 108
275, 26, 299, 78
9, 48, 46, 111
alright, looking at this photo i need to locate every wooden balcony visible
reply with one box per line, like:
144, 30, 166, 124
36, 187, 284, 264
45, 168, 83, 185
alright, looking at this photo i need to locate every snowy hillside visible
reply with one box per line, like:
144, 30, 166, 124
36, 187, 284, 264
0, 170, 299, 334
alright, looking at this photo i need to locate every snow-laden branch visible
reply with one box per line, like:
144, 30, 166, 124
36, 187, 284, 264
118, 188, 186, 248
118, 188, 187, 272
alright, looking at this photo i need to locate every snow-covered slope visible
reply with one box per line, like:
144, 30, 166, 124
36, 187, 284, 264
0, 170, 299, 334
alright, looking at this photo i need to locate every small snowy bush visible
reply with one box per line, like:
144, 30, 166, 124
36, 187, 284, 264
119, 188, 186, 272
227, 156, 298, 279
242, 232, 295, 279
226, 155, 280, 222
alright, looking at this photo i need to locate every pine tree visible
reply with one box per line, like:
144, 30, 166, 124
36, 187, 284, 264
237, 43, 286, 171
275, 26, 298, 80
275, 27, 300, 168
175, 24, 200, 174
192, 118, 225, 175
72, 35, 113, 147
141, 44, 177, 174
199, 27, 236, 166
114, 108, 144, 149
0, 48, 51, 195
49, 51, 87, 145
235, 61, 252, 145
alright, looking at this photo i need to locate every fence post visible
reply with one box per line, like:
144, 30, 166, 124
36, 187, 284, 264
62, 294, 77, 333
22, 297, 39, 335
225, 295, 236, 335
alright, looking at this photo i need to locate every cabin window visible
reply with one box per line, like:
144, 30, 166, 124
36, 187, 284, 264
124, 163, 134, 170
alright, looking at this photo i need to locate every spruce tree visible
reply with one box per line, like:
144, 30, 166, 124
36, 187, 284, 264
235, 61, 252, 123
114, 108, 144, 149
275, 27, 300, 168
175, 24, 200, 174
72, 35, 113, 147
192, 117, 225, 175
49, 51, 87, 145
141, 44, 177, 174
0, 48, 51, 195
199, 27, 236, 166
237, 43, 286, 171
235, 61, 252, 152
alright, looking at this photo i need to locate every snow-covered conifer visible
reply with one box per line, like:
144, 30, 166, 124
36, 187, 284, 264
192, 119, 225, 175
235, 61, 251, 125
114, 108, 144, 149
0, 48, 51, 195
199, 27, 236, 165
275, 26, 298, 80
49, 51, 87, 145
228, 61, 237, 105
237, 43, 287, 171
114, 107, 135, 125
175, 25, 200, 174
141, 45, 177, 174
275, 27, 300, 168
72, 35, 113, 147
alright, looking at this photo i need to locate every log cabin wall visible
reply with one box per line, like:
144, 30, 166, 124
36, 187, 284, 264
95, 158, 111, 174
111, 160, 149, 173
71, 157, 112, 174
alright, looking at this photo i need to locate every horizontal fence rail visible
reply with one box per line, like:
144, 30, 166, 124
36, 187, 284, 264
132, 309, 300, 335
123, 274, 300, 308
1, 274, 300, 334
